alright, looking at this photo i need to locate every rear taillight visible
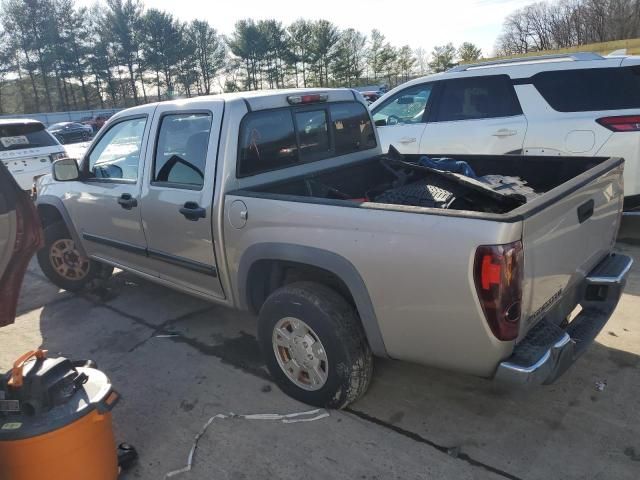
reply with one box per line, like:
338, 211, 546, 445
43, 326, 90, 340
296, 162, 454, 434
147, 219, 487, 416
474, 241, 523, 341
596, 115, 640, 132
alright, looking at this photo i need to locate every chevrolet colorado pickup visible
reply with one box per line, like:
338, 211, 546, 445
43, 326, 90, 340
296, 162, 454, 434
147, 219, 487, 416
34, 88, 631, 408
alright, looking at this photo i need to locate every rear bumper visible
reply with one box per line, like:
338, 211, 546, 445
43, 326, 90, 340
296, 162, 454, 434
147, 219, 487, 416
495, 253, 633, 386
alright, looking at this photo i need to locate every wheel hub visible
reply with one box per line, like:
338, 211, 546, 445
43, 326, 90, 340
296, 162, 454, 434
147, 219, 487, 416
49, 238, 90, 280
272, 317, 328, 391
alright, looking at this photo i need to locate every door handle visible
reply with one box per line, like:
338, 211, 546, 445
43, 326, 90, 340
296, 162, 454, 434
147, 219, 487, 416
398, 137, 417, 144
117, 193, 138, 210
492, 129, 517, 137
179, 201, 206, 221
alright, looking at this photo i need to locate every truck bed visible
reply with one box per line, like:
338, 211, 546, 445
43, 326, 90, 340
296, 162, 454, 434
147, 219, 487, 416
239, 153, 615, 220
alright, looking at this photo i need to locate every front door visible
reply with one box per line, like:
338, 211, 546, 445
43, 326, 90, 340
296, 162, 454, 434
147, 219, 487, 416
64, 112, 153, 271
139, 101, 225, 299
371, 82, 435, 154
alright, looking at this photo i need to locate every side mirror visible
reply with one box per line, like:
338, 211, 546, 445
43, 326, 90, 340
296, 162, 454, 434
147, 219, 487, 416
374, 119, 387, 127
52, 158, 80, 181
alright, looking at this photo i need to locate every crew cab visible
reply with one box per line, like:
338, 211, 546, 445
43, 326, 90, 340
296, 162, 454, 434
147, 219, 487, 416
35, 89, 631, 408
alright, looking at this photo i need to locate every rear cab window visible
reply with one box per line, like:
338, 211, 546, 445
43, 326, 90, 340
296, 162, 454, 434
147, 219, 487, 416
532, 66, 640, 112
435, 75, 522, 121
238, 101, 376, 177
0, 122, 58, 151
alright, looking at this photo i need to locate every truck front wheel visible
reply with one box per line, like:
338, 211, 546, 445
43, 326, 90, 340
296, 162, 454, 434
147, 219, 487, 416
37, 222, 113, 292
258, 281, 373, 409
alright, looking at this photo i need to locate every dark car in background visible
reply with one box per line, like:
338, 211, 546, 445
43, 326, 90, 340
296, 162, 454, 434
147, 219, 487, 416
47, 122, 93, 144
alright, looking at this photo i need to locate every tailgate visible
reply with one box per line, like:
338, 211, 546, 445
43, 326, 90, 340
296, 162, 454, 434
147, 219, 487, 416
519, 158, 624, 339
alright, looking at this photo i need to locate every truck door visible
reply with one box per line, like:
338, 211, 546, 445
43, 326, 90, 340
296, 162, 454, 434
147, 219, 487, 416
139, 101, 224, 299
420, 75, 527, 155
66, 112, 152, 272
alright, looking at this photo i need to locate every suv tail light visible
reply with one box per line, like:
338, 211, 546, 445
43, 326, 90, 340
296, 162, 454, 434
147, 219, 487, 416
596, 115, 640, 132
474, 241, 523, 341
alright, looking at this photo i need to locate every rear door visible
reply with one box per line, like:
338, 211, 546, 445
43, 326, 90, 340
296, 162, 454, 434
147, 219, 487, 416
371, 82, 435, 154
420, 75, 527, 155
139, 100, 224, 299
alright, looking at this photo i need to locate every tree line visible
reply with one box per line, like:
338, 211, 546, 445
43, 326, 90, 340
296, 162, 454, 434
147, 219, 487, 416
496, 0, 640, 55
0, 0, 484, 114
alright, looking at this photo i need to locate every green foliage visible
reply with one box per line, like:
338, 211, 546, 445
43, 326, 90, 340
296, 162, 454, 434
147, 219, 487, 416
458, 42, 482, 63
428, 43, 457, 72
0, 0, 425, 113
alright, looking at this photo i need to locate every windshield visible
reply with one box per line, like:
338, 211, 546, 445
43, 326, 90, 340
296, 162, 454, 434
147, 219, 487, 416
0, 123, 58, 151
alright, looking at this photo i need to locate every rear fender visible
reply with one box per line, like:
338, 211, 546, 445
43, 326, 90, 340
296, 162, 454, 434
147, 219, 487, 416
237, 243, 388, 357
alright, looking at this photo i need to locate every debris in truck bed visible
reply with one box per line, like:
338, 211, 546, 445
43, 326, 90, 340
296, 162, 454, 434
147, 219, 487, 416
418, 155, 478, 178
479, 175, 539, 201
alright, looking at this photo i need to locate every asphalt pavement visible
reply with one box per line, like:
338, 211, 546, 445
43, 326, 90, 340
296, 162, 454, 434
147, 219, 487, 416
1, 221, 639, 479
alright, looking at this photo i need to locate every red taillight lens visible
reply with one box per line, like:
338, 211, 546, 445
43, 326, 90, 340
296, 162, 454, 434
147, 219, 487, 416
474, 241, 523, 341
596, 115, 640, 132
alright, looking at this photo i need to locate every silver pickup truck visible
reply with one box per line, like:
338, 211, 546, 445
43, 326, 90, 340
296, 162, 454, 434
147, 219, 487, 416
35, 89, 632, 408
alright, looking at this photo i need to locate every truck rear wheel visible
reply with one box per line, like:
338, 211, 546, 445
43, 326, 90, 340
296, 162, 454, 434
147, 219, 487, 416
37, 222, 112, 292
258, 281, 373, 409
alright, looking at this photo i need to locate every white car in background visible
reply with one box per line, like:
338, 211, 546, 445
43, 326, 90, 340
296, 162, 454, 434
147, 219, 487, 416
0, 119, 66, 191
371, 52, 640, 211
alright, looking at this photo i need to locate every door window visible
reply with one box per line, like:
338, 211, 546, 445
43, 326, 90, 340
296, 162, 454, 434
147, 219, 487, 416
88, 117, 147, 181
153, 113, 212, 189
372, 84, 433, 126
435, 75, 522, 122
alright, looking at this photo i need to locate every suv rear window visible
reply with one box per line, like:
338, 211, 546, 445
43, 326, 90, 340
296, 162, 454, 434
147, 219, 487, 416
533, 66, 640, 112
238, 102, 376, 177
0, 123, 57, 151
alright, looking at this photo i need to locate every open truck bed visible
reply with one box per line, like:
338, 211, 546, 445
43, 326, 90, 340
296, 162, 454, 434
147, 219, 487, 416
228, 152, 626, 381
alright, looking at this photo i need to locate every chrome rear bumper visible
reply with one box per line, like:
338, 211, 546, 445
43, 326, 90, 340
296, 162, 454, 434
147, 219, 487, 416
495, 253, 633, 386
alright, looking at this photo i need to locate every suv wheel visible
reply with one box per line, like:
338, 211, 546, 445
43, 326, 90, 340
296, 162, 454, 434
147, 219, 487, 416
37, 222, 112, 291
258, 281, 373, 409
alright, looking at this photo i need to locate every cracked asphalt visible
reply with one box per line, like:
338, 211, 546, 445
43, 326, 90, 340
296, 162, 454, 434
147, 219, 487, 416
2, 224, 640, 479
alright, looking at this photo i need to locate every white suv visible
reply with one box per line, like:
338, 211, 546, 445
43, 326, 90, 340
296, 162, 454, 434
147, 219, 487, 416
371, 52, 640, 211
0, 119, 66, 191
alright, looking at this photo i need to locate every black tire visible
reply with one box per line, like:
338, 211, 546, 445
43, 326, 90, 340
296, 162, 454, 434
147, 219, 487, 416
258, 281, 373, 409
37, 222, 113, 292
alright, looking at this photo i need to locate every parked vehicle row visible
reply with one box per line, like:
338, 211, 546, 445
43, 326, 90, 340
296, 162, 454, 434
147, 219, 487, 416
34, 87, 630, 408
372, 52, 640, 210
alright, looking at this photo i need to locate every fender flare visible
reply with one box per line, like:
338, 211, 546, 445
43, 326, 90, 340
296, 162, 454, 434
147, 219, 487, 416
237, 243, 388, 357
35, 195, 87, 256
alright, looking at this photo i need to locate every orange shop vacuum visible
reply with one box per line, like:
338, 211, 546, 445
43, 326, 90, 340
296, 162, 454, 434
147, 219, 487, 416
0, 350, 122, 480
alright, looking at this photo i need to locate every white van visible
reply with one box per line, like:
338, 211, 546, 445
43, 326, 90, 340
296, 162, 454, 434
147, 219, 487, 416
0, 119, 66, 191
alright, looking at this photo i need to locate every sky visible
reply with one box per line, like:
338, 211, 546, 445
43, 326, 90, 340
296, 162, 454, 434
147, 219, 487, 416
79, 0, 534, 56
